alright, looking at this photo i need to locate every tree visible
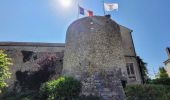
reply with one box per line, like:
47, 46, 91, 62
158, 67, 169, 78
151, 67, 170, 85
0, 50, 12, 93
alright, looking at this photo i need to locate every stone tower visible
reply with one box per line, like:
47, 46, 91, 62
62, 16, 127, 100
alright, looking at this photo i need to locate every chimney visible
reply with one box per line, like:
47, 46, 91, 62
166, 47, 170, 59
105, 14, 111, 19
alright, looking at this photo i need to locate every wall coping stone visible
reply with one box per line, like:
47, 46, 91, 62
0, 42, 65, 47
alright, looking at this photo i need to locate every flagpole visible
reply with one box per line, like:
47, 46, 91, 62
103, 0, 106, 15
77, 0, 80, 19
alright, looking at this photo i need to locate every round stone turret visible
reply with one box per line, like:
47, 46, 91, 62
63, 16, 127, 100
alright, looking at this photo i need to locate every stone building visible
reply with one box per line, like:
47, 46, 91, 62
0, 42, 65, 90
120, 25, 142, 84
63, 16, 128, 100
164, 47, 170, 77
0, 16, 142, 93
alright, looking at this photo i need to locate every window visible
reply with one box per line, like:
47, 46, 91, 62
126, 63, 135, 78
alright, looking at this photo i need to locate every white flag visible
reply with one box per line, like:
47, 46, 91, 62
104, 3, 118, 11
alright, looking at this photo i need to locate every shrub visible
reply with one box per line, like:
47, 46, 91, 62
1, 90, 39, 100
150, 77, 170, 86
125, 84, 168, 100
0, 50, 12, 93
39, 76, 82, 100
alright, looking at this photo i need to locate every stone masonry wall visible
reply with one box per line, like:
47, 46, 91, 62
63, 16, 127, 100
120, 26, 142, 84
0, 43, 65, 91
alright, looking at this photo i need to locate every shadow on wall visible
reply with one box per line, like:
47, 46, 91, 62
14, 53, 63, 91
21, 51, 35, 62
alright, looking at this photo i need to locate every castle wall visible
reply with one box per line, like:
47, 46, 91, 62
120, 25, 142, 84
120, 25, 136, 56
0, 42, 65, 52
63, 16, 127, 100
0, 43, 65, 90
0, 19, 143, 92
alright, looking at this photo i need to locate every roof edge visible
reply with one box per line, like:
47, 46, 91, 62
119, 25, 133, 32
0, 42, 65, 47
164, 59, 170, 65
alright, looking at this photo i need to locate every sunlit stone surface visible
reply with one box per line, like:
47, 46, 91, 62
63, 16, 127, 100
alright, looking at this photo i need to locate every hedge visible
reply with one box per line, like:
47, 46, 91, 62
125, 84, 170, 100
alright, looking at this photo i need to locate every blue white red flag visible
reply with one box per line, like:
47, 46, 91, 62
79, 6, 93, 16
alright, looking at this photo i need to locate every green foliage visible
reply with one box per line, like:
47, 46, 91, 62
39, 76, 82, 100
0, 50, 12, 93
149, 68, 170, 86
125, 84, 170, 100
150, 77, 170, 86
0, 90, 39, 100
158, 67, 169, 78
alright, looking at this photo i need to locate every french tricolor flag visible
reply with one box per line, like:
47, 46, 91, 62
79, 6, 93, 17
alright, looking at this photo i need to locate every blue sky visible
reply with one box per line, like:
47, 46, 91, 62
0, 0, 170, 78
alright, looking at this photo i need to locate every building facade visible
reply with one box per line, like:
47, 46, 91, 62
120, 25, 142, 84
164, 47, 170, 77
0, 20, 142, 90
